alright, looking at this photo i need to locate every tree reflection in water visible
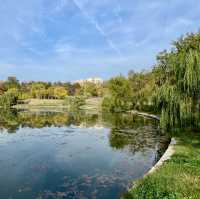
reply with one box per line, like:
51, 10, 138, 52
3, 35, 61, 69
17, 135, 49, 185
0, 109, 168, 155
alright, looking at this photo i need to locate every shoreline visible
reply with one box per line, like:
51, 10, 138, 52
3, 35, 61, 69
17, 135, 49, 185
145, 138, 176, 176
128, 111, 176, 187
128, 110, 160, 121
126, 130, 200, 198
12, 98, 102, 112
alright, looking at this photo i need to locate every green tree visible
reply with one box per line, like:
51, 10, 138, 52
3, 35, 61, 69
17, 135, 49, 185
53, 86, 68, 99
154, 32, 200, 129
102, 76, 132, 112
128, 71, 155, 111
80, 82, 98, 97
0, 89, 18, 108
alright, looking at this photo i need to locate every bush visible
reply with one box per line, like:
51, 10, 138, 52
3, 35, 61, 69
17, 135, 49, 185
65, 96, 86, 110
0, 92, 18, 108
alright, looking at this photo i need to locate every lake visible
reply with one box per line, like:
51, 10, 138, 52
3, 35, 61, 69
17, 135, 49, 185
0, 109, 168, 199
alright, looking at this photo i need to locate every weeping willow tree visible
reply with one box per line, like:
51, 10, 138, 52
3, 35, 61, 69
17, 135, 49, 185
154, 32, 200, 129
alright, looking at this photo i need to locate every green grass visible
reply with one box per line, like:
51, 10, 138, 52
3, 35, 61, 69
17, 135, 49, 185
14, 98, 103, 110
125, 131, 200, 199
13, 99, 66, 109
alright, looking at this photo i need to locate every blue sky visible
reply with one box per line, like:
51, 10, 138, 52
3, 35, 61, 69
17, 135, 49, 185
0, 0, 200, 81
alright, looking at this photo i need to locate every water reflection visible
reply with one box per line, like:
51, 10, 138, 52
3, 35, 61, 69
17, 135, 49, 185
0, 109, 101, 132
0, 109, 168, 199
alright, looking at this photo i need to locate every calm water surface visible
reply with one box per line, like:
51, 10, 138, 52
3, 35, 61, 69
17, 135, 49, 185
0, 110, 168, 199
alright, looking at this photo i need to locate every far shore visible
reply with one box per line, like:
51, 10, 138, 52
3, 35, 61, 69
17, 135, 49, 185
13, 99, 67, 109
12, 98, 103, 112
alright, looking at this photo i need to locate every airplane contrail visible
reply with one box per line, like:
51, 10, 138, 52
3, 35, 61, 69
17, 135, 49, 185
115, 3, 123, 24
72, 0, 122, 57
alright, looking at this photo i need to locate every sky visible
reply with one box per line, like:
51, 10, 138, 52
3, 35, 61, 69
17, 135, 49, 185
0, 0, 200, 81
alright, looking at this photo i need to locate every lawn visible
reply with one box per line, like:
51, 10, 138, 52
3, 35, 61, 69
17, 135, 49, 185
13, 98, 103, 111
125, 131, 200, 199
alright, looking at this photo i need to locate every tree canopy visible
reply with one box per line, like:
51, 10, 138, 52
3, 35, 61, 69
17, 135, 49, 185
0, 77, 104, 108
154, 32, 200, 129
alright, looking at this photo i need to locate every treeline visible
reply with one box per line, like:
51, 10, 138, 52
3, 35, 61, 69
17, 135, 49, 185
103, 31, 200, 129
0, 77, 104, 107
102, 71, 155, 113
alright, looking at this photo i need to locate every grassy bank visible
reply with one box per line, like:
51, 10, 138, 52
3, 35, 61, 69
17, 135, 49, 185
125, 131, 200, 199
13, 99, 66, 109
13, 98, 103, 111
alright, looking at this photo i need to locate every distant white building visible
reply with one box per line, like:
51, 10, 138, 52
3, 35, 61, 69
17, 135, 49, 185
75, 77, 103, 85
